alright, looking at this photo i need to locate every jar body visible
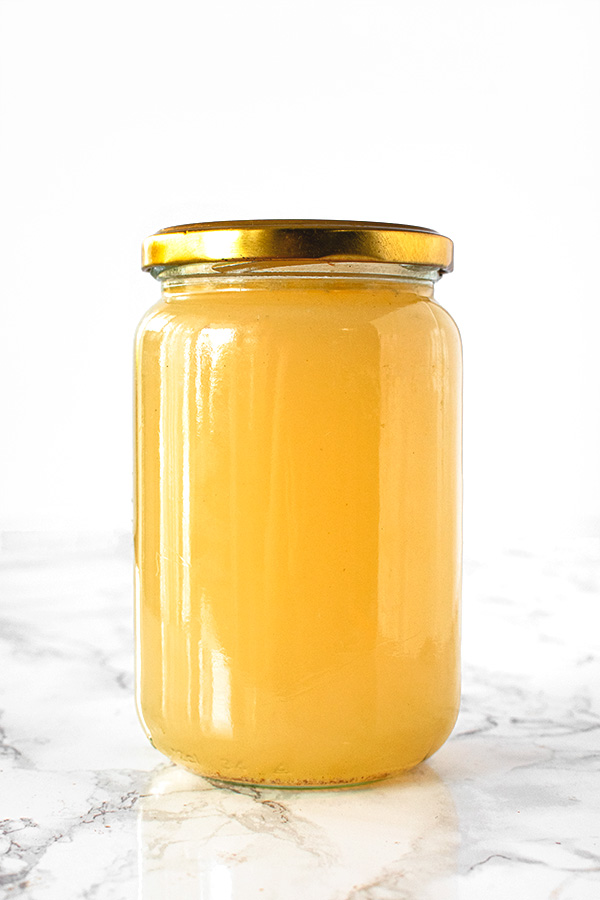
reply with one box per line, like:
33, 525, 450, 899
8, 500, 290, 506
134, 265, 462, 786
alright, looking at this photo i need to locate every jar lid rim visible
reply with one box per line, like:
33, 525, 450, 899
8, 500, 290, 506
142, 219, 453, 273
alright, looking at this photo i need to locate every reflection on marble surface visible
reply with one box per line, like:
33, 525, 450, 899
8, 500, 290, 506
0, 533, 599, 899
139, 764, 457, 899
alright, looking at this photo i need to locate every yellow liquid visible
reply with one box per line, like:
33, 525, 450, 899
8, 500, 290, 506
134, 274, 462, 786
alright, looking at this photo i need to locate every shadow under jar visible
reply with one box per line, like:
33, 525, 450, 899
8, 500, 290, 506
135, 220, 462, 787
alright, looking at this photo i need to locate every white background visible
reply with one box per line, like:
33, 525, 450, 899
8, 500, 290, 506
1, 0, 598, 551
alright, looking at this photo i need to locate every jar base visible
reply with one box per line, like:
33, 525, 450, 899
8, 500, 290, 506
203, 772, 393, 790
171, 754, 425, 790
142, 711, 458, 789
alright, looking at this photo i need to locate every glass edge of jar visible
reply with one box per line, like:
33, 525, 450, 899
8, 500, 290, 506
144, 260, 448, 284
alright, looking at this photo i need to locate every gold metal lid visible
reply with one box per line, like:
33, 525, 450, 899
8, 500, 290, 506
142, 220, 453, 273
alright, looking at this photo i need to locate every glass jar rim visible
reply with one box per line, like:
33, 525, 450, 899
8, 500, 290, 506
141, 219, 453, 274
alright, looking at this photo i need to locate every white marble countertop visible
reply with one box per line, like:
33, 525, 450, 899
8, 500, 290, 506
1, 534, 599, 899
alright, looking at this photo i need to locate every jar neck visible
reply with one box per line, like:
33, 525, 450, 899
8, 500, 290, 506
152, 260, 441, 301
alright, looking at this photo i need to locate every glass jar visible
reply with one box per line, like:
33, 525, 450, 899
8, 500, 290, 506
135, 220, 461, 787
